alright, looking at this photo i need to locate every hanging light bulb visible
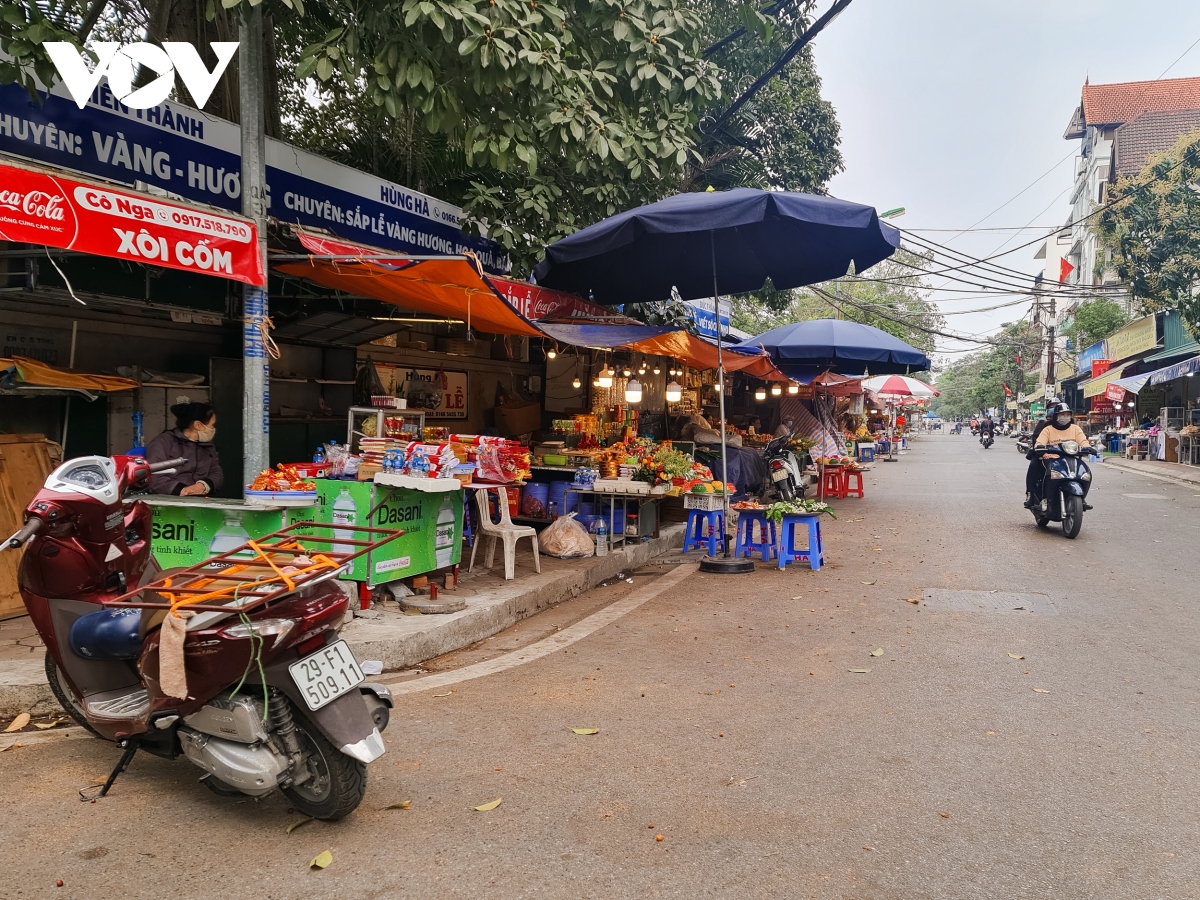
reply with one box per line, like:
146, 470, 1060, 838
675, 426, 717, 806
593, 378, 601, 388
653, 365, 661, 375
598, 365, 614, 388
771, 384, 782, 396
546, 343, 557, 360
787, 382, 799, 395
623, 366, 632, 378
572, 376, 581, 389
624, 378, 643, 403
639, 365, 647, 375
754, 386, 767, 401
665, 380, 682, 403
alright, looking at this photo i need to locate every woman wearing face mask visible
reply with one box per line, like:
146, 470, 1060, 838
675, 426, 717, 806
1024, 402, 1089, 509
145, 401, 224, 496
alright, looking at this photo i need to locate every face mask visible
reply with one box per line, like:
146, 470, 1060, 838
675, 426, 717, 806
195, 423, 216, 443
1056, 415, 1072, 427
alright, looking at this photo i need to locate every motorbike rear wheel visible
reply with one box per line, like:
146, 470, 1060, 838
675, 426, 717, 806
44, 654, 101, 738
280, 698, 367, 821
1062, 494, 1083, 539
776, 478, 796, 502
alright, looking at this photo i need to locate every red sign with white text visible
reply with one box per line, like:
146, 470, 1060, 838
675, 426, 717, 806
1105, 382, 1126, 403
0, 160, 264, 285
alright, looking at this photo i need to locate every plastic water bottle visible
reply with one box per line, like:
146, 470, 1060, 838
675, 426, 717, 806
434, 493, 456, 567
331, 487, 357, 554
548, 500, 558, 521
595, 518, 608, 557
313, 445, 326, 464
131, 411, 144, 450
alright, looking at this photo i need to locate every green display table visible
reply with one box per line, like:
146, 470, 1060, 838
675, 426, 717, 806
146, 495, 316, 569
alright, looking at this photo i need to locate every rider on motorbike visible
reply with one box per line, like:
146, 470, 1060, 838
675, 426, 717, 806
979, 415, 995, 441
1024, 402, 1092, 509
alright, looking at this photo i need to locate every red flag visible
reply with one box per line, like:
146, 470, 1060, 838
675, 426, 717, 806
1003, 383, 1013, 395
1059, 258, 1075, 283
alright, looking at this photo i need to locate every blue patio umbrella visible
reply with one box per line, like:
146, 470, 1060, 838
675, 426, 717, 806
734, 318, 930, 378
533, 187, 901, 571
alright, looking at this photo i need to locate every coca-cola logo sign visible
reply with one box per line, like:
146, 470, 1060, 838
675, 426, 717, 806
0, 189, 66, 221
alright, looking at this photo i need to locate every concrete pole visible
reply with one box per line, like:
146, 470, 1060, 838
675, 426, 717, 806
240, 5, 270, 486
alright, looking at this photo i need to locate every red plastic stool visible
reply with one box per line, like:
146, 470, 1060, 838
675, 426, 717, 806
821, 467, 845, 499
842, 469, 864, 498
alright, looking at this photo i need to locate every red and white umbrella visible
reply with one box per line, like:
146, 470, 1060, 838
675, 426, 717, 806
862, 374, 939, 398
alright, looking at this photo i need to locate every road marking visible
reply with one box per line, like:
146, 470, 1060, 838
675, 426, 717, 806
379, 563, 699, 696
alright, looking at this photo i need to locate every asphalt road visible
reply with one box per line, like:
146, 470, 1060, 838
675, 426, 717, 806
3, 433, 1198, 899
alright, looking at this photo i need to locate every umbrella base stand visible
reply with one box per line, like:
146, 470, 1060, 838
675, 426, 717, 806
699, 555, 755, 575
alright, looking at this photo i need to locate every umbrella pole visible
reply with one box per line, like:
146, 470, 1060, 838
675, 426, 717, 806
700, 232, 752, 575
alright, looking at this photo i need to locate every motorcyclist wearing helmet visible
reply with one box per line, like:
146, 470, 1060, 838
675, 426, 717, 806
979, 415, 995, 440
1024, 402, 1091, 508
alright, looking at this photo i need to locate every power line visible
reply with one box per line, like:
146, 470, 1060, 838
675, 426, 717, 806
1158, 34, 1200, 79
938, 149, 1076, 245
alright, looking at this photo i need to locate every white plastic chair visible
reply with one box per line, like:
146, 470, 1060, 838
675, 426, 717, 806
468, 487, 541, 581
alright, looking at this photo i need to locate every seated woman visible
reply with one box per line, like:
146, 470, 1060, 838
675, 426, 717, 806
144, 401, 225, 496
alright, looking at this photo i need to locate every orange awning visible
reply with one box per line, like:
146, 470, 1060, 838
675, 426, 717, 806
275, 255, 544, 338
621, 331, 789, 380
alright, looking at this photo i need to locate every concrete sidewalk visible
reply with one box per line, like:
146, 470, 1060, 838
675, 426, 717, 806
1102, 454, 1200, 487
0, 524, 685, 717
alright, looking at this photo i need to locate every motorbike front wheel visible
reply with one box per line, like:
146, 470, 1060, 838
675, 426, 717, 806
44, 654, 101, 738
280, 698, 367, 821
1061, 494, 1083, 539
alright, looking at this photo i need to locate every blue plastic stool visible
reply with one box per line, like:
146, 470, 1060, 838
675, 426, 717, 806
857, 443, 875, 462
734, 511, 776, 561
1109, 437, 1119, 454
683, 509, 725, 555
777, 514, 824, 571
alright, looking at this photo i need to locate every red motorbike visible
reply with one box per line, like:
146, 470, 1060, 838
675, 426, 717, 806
5, 453, 393, 819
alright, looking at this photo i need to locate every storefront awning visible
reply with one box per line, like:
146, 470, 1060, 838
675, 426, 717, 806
1082, 365, 1129, 398
618, 331, 787, 379
535, 323, 677, 349
1, 356, 137, 392
0, 158, 264, 285
275, 231, 544, 337
1142, 340, 1200, 364
1149, 354, 1200, 385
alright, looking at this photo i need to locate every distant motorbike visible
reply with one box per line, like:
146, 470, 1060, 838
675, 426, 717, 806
760, 433, 806, 502
981, 433, 994, 449
1025, 440, 1097, 539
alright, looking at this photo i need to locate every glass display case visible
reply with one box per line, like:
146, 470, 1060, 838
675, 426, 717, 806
346, 406, 425, 453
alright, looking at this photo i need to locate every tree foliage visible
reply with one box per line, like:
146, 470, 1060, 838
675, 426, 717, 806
1063, 296, 1128, 351
1095, 129, 1200, 335
1, 0, 845, 276
930, 322, 1042, 419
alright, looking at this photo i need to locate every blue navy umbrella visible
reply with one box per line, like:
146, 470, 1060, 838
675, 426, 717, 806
532, 187, 900, 304
734, 318, 930, 378
533, 187, 901, 569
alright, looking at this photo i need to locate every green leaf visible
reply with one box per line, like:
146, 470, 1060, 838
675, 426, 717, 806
315, 56, 333, 82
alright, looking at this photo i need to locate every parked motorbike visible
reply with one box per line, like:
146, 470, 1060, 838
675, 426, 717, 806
760, 433, 807, 501
4, 454, 393, 818
1025, 441, 1097, 539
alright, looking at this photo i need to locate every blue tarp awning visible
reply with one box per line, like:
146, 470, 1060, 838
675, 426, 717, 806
1149, 355, 1200, 385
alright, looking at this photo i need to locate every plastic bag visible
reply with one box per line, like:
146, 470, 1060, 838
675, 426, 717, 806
540, 513, 595, 559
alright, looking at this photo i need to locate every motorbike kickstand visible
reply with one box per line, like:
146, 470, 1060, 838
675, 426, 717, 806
79, 739, 139, 801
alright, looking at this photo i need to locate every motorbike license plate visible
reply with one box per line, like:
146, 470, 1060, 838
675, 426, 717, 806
289, 640, 365, 712
771, 469, 790, 481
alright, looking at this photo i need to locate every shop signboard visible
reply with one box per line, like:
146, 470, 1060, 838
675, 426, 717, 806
1105, 315, 1158, 362
0, 159, 264, 284
391, 367, 468, 419
312, 481, 462, 586
492, 278, 621, 321
1105, 382, 1126, 402
1091, 395, 1117, 414
1055, 359, 1075, 382
1078, 340, 1107, 374
0, 77, 508, 272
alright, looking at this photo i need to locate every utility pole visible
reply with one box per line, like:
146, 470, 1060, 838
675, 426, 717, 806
1043, 293, 1057, 397
240, 5, 270, 486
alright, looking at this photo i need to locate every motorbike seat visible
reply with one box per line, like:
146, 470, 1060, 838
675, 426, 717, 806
69, 608, 143, 661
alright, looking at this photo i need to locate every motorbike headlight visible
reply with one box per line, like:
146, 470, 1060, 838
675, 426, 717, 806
1049, 469, 1065, 479
1080, 471, 1091, 481
1060, 440, 1080, 455
221, 617, 297, 648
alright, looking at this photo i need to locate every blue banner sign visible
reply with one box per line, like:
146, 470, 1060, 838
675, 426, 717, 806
0, 79, 509, 273
685, 298, 731, 339
1077, 339, 1107, 374
1149, 355, 1200, 385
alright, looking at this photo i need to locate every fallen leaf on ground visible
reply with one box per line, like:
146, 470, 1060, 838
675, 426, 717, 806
381, 800, 412, 810
1008, 653, 1025, 660
4, 713, 30, 733
1033, 688, 1051, 694
571, 728, 599, 735
432, 691, 454, 697
309, 850, 332, 870
473, 798, 503, 811
863, 845, 874, 851
862, 581, 876, 585
940, 812, 950, 818
34, 720, 63, 730
402, 608, 423, 616
870, 648, 884, 657
905, 598, 919, 604
848, 668, 872, 674
286, 817, 314, 835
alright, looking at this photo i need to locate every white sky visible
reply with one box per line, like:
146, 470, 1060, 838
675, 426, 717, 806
812, 0, 1200, 363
